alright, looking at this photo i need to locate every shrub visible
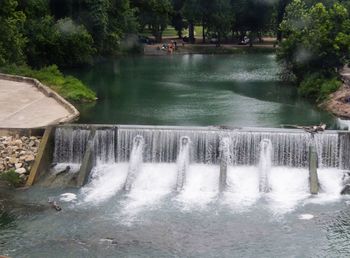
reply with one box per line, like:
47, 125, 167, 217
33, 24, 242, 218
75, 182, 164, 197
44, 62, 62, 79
0, 169, 23, 187
299, 73, 341, 102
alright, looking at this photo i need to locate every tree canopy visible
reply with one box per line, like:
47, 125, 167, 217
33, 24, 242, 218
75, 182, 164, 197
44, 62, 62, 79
277, 0, 350, 100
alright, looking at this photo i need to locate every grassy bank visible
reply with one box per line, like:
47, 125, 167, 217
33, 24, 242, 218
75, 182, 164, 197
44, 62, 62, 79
0, 65, 96, 103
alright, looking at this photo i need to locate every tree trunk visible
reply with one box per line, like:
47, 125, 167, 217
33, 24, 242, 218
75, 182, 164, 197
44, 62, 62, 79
202, 25, 206, 43
155, 32, 162, 43
277, 0, 289, 41
217, 32, 221, 47
189, 21, 195, 44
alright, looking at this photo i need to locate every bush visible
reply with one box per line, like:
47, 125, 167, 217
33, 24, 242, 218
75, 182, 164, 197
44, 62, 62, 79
299, 73, 341, 102
0, 64, 96, 102
0, 169, 23, 187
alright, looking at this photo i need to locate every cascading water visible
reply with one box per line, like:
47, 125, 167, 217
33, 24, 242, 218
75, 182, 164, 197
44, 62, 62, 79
259, 139, 272, 192
53, 127, 90, 164
49, 126, 348, 213
124, 135, 144, 191
176, 136, 190, 191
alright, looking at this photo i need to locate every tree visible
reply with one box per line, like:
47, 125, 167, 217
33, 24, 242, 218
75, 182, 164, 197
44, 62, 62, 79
182, 0, 202, 43
206, 0, 232, 45
171, 0, 186, 38
0, 0, 26, 66
276, 0, 291, 41
278, 0, 350, 100
137, 0, 173, 42
278, 0, 350, 80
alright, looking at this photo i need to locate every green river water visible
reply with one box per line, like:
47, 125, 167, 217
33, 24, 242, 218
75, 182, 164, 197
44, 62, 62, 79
70, 53, 339, 128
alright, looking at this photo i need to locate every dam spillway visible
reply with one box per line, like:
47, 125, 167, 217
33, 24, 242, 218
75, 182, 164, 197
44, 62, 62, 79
41, 124, 349, 213
52, 125, 344, 169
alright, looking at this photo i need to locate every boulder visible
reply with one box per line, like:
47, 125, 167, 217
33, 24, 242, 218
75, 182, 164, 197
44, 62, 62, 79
341, 184, 350, 195
15, 167, 27, 174
25, 154, 35, 162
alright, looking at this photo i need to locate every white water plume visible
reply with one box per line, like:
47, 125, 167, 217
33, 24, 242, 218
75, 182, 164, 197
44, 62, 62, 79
124, 135, 144, 191
80, 163, 128, 204
176, 164, 219, 209
259, 139, 272, 192
122, 163, 177, 215
176, 136, 191, 191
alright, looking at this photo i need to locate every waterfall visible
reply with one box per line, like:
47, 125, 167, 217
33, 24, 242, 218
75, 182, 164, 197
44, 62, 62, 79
259, 139, 272, 192
52, 126, 343, 169
176, 136, 191, 191
51, 125, 347, 210
94, 129, 115, 164
124, 135, 145, 191
53, 127, 90, 164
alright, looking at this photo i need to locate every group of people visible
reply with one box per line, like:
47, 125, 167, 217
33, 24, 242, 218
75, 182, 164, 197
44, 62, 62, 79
160, 40, 178, 54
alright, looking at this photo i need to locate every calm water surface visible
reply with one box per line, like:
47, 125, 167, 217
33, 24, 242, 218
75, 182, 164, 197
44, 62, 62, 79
70, 54, 339, 128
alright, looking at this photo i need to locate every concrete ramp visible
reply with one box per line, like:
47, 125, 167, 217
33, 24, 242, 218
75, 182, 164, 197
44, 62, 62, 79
0, 74, 79, 128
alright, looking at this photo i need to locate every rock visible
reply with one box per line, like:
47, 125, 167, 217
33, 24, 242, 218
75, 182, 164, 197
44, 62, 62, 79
28, 141, 35, 147
9, 157, 18, 164
25, 154, 35, 162
15, 163, 22, 169
15, 167, 26, 174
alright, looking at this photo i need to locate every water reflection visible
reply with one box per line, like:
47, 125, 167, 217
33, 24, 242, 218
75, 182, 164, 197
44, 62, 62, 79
69, 54, 338, 128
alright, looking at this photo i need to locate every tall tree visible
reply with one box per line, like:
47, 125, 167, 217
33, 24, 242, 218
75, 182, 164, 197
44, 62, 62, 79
182, 0, 201, 43
0, 0, 26, 65
137, 0, 173, 42
171, 0, 186, 38
278, 0, 350, 81
206, 0, 232, 45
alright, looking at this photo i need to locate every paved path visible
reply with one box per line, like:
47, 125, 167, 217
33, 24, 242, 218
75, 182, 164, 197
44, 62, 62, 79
0, 79, 72, 128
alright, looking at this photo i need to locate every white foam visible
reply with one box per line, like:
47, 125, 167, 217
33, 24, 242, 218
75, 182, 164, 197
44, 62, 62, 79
123, 163, 177, 214
59, 193, 77, 202
52, 163, 81, 174
176, 164, 219, 208
305, 168, 343, 204
267, 167, 309, 214
223, 166, 260, 210
298, 214, 314, 220
80, 163, 128, 204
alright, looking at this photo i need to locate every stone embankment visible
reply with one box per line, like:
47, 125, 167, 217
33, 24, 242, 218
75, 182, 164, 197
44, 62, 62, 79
322, 67, 350, 118
0, 135, 41, 181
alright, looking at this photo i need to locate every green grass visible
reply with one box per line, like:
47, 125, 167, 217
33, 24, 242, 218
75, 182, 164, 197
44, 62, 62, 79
141, 26, 204, 38
0, 64, 96, 103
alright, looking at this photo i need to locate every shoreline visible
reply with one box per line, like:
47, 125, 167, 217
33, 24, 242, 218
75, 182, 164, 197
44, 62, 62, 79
143, 43, 276, 56
321, 67, 350, 119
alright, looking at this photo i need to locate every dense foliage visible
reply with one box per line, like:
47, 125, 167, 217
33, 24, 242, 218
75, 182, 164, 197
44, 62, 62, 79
277, 0, 350, 101
1, 0, 350, 102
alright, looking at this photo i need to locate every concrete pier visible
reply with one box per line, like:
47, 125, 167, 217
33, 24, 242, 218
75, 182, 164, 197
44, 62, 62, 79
76, 129, 96, 187
309, 144, 319, 194
219, 137, 230, 191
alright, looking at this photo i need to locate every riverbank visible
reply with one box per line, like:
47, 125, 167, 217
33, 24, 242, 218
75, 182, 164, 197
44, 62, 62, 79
321, 67, 350, 119
0, 73, 79, 128
144, 43, 276, 56
0, 135, 41, 184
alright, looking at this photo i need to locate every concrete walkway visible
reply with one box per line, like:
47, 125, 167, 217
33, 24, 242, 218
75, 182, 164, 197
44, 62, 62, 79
0, 79, 73, 128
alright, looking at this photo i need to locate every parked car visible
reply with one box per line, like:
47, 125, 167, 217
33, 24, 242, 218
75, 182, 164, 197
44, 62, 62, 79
138, 36, 155, 45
